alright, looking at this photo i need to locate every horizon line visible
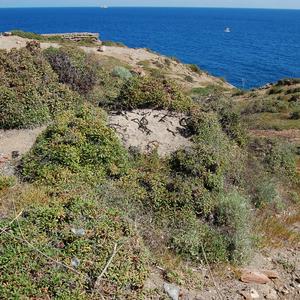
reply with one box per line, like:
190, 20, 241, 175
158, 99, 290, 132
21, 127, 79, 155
0, 6, 300, 10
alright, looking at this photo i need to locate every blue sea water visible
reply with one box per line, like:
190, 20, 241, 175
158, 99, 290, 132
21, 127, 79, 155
0, 7, 299, 89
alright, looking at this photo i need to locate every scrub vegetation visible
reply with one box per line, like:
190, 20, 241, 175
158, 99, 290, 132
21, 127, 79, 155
0, 39, 299, 298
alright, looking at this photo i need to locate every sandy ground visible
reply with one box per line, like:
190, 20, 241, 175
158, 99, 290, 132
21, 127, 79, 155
109, 109, 191, 156
0, 126, 45, 160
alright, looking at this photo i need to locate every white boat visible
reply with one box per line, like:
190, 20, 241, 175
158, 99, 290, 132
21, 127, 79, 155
100, 5, 108, 9
224, 27, 231, 33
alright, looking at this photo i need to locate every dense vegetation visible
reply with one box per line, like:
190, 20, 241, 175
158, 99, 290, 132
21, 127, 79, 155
0, 43, 81, 129
0, 39, 299, 298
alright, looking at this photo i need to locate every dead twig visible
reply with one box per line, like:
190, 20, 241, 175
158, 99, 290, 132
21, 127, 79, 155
200, 243, 224, 300
94, 243, 119, 288
0, 210, 23, 236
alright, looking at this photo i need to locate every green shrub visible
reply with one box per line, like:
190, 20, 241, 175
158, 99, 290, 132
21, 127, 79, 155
21, 105, 129, 186
252, 177, 279, 208
102, 40, 126, 47
11, 30, 44, 40
171, 113, 233, 191
244, 98, 289, 114
191, 85, 223, 98
249, 137, 297, 180
188, 64, 202, 75
218, 103, 248, 146
44, 47, 97, 95
0, 47, 81, 129
276, 78, 300, 86
115, 76, 193, 111
111, 66, 132, 80
215, 191, 252, 263
169, 210, 228, 263
0, 197, 149, 299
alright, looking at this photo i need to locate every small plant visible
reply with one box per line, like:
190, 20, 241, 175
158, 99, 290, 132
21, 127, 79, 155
215, 191, 252, 263
188, 64, 202, 75
111, 66, 132, 80
249, 137, 297, 181
185, 75, 194, 83
102, 40, 126, 47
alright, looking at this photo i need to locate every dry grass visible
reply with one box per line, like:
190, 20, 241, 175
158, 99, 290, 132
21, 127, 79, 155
257, 209, 300, 248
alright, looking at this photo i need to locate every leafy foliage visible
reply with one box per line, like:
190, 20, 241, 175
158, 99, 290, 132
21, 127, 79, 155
0, 197, 149, 299
0, 46, 81, 129
111, 66, 132, 80
44, 47, 97, 95
21, 105, 129, 186
249, 137, 297, 180
115, 76, 193, 111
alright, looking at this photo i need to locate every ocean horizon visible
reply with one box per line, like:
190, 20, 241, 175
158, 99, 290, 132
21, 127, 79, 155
1, 7, 299, 89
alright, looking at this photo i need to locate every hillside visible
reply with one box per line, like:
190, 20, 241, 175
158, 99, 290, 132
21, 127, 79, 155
0, 32, 299, 300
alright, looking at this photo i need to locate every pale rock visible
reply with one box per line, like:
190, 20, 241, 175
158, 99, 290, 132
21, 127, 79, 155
262, 270, 279, 279
164, 283, 180, 300
250, 288, 260, 299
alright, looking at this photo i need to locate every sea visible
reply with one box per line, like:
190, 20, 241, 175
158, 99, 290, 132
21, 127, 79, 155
0, 7, 299, 89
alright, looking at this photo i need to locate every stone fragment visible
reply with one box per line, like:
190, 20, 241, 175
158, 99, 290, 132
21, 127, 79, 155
262, 270, 279, 279
240, 270, 271, 284
163, 283, 180, 300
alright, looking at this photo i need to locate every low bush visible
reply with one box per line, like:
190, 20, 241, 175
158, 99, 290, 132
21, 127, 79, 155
0, 197, 149, 299
115, 76, 193, 111
249, 137, 297, 181
214, 191, 252, 263
102, 40, 126, 47
0, 47, 81, 129
171, 112, 238, 191
21, 105, 129, 186
185, 75, 194, 82
111, 66, 132, 80
44, 47, 97, 95
169, 210, 228, 263
243, 98, 289, 114
188, 64, 202, 75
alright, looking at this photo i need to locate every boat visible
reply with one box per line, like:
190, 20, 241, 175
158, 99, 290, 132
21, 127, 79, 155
224, 27, 231, 33
100, 5, 108, 9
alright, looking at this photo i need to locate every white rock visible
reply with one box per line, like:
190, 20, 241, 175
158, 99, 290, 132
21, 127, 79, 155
164, 283, 180, 300
250, 288, 260, 299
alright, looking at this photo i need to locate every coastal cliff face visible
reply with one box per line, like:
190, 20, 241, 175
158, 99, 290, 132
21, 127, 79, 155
0, 33, 299, 300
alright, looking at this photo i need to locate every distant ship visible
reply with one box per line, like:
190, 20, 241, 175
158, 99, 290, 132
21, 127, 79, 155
224, 27, 231, 33
100, 5, 108, 9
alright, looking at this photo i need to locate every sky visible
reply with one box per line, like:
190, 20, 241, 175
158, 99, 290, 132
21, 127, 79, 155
0, 0, 300, 9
